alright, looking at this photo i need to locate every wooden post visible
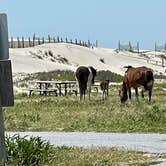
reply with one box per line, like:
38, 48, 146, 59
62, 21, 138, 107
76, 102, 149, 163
38, 37, 40, 45
129, 41, 132, 52
96, 40, 98, 47
48, 35, 51, 43
28, 37, 31, 47
22, 37, 24, 48
137, 42, 139, 54
57, 36, 59, 42
17, 37, 20, 48
88, 40, 90, 47
33, 33, 35, 47
0, 13, 14, 165
42, 37, 45, 44
53, 37, 56, 43
155, 42, 157, 56
11, 37, 13, 48
118, 40, 121, 51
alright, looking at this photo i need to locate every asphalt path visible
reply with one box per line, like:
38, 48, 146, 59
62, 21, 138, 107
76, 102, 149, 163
6, 132, 166, 165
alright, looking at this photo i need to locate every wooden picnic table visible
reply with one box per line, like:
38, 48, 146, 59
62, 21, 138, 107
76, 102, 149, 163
29, 80, 77, 96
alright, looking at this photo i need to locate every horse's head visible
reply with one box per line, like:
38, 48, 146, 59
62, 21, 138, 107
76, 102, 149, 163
119, 86, 128, 103
89, 66, 97, 84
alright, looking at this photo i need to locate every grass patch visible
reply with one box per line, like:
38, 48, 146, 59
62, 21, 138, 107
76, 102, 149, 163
4, 83, 166, 133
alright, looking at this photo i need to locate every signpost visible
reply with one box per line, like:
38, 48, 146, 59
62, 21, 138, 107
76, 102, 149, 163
0, 13, 14, 165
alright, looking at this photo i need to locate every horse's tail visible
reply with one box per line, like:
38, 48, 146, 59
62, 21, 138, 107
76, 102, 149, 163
145, 70, 154, 89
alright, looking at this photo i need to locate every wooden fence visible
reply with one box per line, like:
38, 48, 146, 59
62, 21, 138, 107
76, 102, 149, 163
9, 35, 97, 49
118, 41, 139, 53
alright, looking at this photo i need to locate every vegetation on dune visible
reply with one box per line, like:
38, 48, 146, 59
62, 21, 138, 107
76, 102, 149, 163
15, 70, 123, 83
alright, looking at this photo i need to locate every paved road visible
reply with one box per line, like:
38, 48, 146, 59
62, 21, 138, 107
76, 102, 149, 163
6, 132, 166, 154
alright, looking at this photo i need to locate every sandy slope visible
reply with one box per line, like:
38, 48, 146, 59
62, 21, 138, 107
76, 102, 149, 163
10, 43, 166, 76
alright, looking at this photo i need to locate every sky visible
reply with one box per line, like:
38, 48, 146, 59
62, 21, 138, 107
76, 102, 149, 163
1, 0, 166, 49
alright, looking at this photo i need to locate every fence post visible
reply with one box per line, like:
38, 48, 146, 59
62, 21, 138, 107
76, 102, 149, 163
96, 40, 98, 47
22, 37, 24, 48
129, 41, 132, 52
57, 36, 59, 42
42, 37, 45, 44
137, 42, 139, 54
11, 37, 13, 48
48, 35, 51, 43
155, 42, 157, 56
53, 37, 55, 43
38, 37, 40, 45
28, 37, 31, 47
88, 40, 90, 47
65, 37, 68, 43
17, 37, 20, 48
79, 40, 82, 46
33, 34, 35, 47
118, 40, 121, 51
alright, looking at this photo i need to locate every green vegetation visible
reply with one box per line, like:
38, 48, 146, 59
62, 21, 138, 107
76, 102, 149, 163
4, 83, 166, 133
5, 135, 162, 166
17, 70, 123, 83
6, 135, 54, 166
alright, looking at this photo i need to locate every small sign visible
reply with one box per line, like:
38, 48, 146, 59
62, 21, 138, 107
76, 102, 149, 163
0, 60, 14, 107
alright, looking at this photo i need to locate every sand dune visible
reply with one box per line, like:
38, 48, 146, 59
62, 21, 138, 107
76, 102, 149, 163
10, 43, 166, 76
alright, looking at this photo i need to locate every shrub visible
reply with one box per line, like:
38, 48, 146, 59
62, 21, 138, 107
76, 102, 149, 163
6, 135, 54, 166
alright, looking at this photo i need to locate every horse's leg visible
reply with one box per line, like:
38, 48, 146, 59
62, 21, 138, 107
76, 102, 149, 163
83, 89, 85, 100
80, 92, 83, 100
135, 88, 139, 100
148, 89, 152, 102
128, 88, 131, 100
141, 88, 145, 98
104, 90, 106, 100
107, 87, 109, 98
102, 91, 104, 100
87, 82, 91, 100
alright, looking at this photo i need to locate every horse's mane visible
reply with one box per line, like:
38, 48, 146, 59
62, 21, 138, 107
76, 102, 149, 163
123, 65, 133, 69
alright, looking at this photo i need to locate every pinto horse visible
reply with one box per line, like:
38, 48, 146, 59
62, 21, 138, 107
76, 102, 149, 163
119, 66, 154, 103
100, 80, 110, 100
75, 66, 96, 100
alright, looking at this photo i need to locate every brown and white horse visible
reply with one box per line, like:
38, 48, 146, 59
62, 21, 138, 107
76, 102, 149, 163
119, 66, 154, 103
75, 66, 96, 100
100, 80, 110, 100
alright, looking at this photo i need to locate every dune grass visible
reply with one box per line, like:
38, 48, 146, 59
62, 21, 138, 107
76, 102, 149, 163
4, 83, 166, 133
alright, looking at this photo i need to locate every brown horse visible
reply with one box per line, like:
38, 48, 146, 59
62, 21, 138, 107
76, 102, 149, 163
119, 66, 154, 103
100, 80, 109, 100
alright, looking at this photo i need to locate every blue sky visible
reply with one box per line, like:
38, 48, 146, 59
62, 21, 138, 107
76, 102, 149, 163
1, 0, 166, 49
